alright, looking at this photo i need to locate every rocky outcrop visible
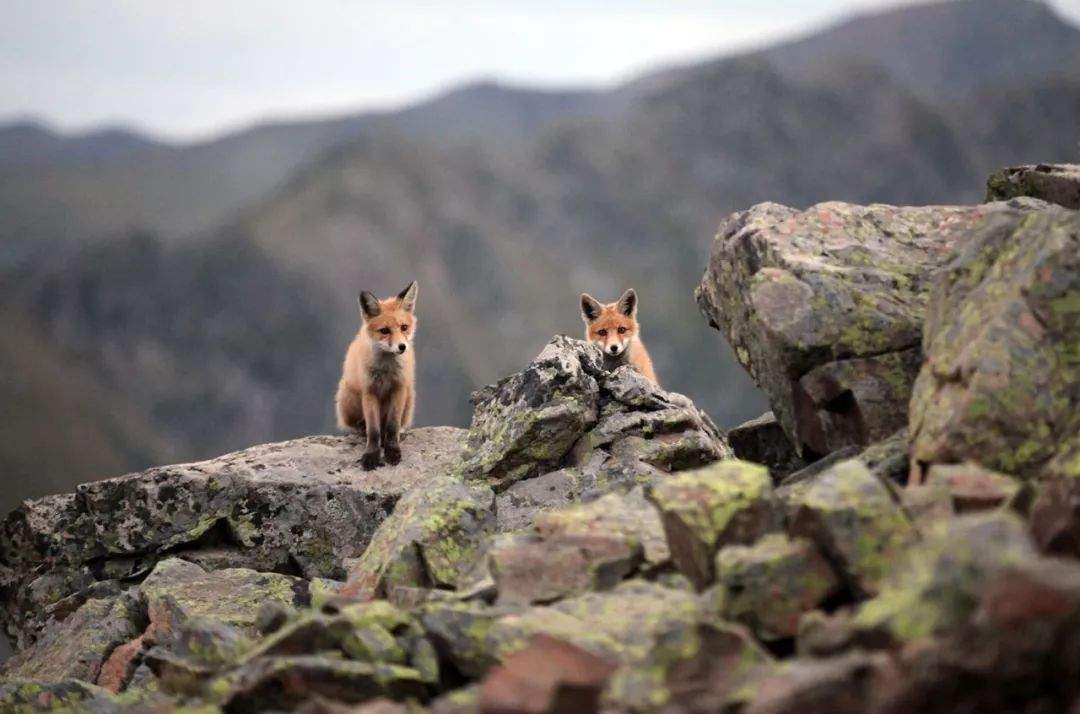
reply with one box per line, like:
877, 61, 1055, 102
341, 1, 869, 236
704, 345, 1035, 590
909, 205, 1080, 481
726, 411, 805, 480
457, 336, 730, 494
0, 428, 466, 646
696, 198, 1046, 459
986, 163, 1080, 209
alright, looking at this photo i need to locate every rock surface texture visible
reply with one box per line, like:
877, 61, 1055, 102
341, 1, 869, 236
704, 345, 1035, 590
3, 169, 1080, 712
696, 198, 1046, 459
986, 163, 1080, 209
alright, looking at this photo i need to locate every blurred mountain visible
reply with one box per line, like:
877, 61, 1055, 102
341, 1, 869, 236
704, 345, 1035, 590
762, 0, 1080, 102
0, 120, 159, 171
2, 0, 1079, 513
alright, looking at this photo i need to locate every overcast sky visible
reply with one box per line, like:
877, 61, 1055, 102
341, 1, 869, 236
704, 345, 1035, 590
3, 0, 1079, 141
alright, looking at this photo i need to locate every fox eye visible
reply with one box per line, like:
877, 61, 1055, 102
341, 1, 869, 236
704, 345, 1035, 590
400, 324, 409, 332
617, 327, 627, 334
597, 329, 608, 337
379, 327, 392, 335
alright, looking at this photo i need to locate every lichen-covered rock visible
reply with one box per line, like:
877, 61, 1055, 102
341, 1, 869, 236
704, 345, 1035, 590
726, 412, 805, 482
1, 428, 466, 644
986, 163, 1080, 209
642, 621, 772, 713
742, 651, 895, 714
648, 460, 778, 589
922, 462, 1026, 513
139, 558, 305, 635
1029, 478, 1080, 558
909, 206, 1080, 481
788, 459, 916, 596
455, 337, 603, 490
852, 512, 1042, 643
0, 594, 143, 684
0, 679, 121, 712
696, 199, 1047, 459
708, 534, 840, 642
455, 337, 729, 495
342, 477, 496, 599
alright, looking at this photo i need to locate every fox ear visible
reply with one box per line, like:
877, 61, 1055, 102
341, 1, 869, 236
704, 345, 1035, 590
580, 293, 603, 322
398, 281, 418, 313
358, 291, 382, 320
617, 288, 637, 317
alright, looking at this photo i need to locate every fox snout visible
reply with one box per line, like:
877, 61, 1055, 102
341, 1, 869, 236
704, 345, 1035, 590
397, 343, 408, 354
606, 343, 624, 356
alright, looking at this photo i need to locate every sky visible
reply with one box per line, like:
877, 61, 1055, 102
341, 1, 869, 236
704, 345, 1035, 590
3, 0, 1080, 142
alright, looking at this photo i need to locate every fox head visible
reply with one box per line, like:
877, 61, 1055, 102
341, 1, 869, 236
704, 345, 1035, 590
581, 289, 639, 359
358, 281, 418, 355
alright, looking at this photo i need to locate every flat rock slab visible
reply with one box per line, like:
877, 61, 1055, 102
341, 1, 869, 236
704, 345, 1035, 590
1, 427, 465, 644
985, 163, 1080, 209
696, 198, 1047, 459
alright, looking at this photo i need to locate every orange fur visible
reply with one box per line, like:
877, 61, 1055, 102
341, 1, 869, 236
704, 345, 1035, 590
581, 289, 658, 385
335, 281, 418, 469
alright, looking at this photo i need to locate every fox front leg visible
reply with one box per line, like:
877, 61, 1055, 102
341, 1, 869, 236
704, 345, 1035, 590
382, 389, 408, 465
361, 392, 382, 470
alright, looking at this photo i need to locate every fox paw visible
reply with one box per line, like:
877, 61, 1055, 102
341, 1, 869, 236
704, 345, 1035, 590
384, 445, 402, 465
361, 451, 382, 470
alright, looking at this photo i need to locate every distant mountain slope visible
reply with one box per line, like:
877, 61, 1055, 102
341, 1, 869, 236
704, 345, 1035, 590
0, 307, 170, 517
0, 120, 159, 171
763, 0, 1080, 102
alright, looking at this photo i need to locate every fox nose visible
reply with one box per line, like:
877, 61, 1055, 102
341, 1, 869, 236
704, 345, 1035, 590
397, 343, 407, 353
608, 345, 619, 354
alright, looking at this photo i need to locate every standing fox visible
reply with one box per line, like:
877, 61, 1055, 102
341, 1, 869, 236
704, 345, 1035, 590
581, 288, 658, 384
336, 281, 418, 470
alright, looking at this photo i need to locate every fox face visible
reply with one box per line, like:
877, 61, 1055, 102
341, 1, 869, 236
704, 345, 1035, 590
581, 289, 639, 358
358, 281, 418, 355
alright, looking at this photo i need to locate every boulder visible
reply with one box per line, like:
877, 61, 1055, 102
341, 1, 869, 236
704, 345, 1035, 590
986, 163, 1080, 209
649, 460, 779, 589
726, 412, 805, 481
709, 534, 841, 642
341, 477, 496, 599
696, 199, 1046, 459
1, 428, 466, 644
138, 558, 305, 635
788, 459, 916, 596
909, 206, 1080, 481
1029, 479, 1080, 558
853, 511, 1040, 643
921, 462, 1025, 513
742, 652, 895, 714
457, 338, 729, 495
0, 594, 143, 684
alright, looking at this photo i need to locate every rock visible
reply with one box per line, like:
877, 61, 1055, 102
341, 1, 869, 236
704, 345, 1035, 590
139, 558, 305, 635
1, 428, 466, 643
495, 470, 580, 532
909, 206, 1080, 481
642, 622, 772, 713
0, 593, 143, 684
726, 412, 805, 481
648, 460, 779, 589
488, 533, 639, 607
742, 651, 895, 714
477, 635, 616, 714
456, 337, 603, 490
342, 477, 496, 599
487, 489, 665, 605
1030, 479, 1080, 558
922, 462, 1025, 513
853, 511, 1039, 643
986, 163, 1080, 209
795, 610, 860, 658
709, 534, 840, 642
204, 655, 427, 711
788, 459, 916, 596
0, 680, 120, 712
696, 199, 1047, 459
456, 337, 729, 495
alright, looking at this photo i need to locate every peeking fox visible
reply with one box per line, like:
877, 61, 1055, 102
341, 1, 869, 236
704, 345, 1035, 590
580, 289, 658, 384
336, 281, 418, 470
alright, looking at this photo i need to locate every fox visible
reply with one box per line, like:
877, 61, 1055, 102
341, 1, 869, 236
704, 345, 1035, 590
335, 281, 418, 470
580, 288, 658, 384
